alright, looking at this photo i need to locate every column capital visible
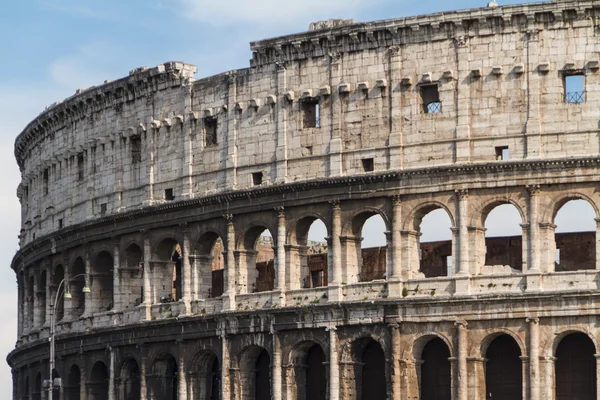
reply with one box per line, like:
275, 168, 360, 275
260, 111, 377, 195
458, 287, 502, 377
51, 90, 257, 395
140, 229, 151, 239
526, 317, 540, 324
454, 319, 468, 328
391, 195, 402, 206
527, 184, 541, 196
455, 189, 469, 200
179, 222, 189, 233
274, 206, 285, 217
329, 199, 341, 209
326, 325, 337, 332
388, 322, 401, 330
223, 214, 234, 224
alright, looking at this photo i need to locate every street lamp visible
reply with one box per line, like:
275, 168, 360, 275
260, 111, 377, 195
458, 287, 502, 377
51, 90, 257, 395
44, 274, 90, 400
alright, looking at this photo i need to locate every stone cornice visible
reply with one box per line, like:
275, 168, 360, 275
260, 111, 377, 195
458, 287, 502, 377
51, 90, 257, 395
249, 0, 597, 67
11, 155, 600, 271
13, 62, 197, 170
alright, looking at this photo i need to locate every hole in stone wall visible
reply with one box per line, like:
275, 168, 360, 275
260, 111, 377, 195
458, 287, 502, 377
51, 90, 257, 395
495, 146, 509, 160
302, 99, 320, 128
484, 204, 523, 272
130, 136, 142, 164
204, 117, 218, 146
77, 153, 84, 181
554, 199, 596, 271
564, 73, 585, 103
420, 84, 441, 114
419, 209, 453, 277
361, 158, 374, 172
359, 214, 387, 282
164, 188, 174, 201
252, 172, 263, 186
306, 219, 328, 288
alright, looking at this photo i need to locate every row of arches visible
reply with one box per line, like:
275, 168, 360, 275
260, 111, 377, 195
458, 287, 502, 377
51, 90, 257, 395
17, 195, 599, 333
16, 331, 597, 400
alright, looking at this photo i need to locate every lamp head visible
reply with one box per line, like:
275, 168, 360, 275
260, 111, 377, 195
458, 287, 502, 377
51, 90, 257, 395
64, 292, 72, 299
82, 285, 91, 293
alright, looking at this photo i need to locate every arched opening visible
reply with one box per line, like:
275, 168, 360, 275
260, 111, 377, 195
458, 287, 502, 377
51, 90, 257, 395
89, 361, 109, 400
17, 273, 24, 335
555, 332, 596, 400
65, 364, 81, 400
420, 338, 451, 400
239, 347, 271, 400
418, 208, 453, 278
120, 358, 141, 400
293, 217, 328, 289
482, 204, 523, 274
24, 375, 29, 400
38, 271, 47, 326
52, 265, 65, 321
241, 227, 275, 293
33, 372, 41, 400
305, 344, 326, 400
255, 350, 271, 400
151, 353, 179, 400
123, 244, 144, 309
27, 275, 34, 328
360, 340, 386, 400
70, 258, 86, 318
485, 334, 522, 399
91, 251, 114, 313
51, 369, 60, 400
352, 213, 387, 283
194, 232, 225, 299
554, 199, 596, 271
210, 357, 220, 400
155, 238, 183, 303
191, 351, 220, 400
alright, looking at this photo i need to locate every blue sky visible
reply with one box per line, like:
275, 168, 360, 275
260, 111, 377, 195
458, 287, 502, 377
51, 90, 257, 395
9, 0, 599, 396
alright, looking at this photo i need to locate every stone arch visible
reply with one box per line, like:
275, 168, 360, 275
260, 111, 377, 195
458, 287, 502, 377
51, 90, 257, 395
52, 264, 65, 321
91, 250, 113, 313
154, 237, 183, 303
122, 243, 144, 309
342, 208, 389, 284
188, 349, 221, 400
545, 192, 600, 222
65, 364, 81, 400
119, 357, 141, 400
479, 329, 526, 358
287, 340, 327, 400
194, 229, 225, 299
483, 333, 524, 400
33, 371, 41, 400
555, 331, 597, 400
288, 214, 329, 289
89, 361, 109, 400
412, 332, 455, 360
150, 352, 179, 400
38, 269, 47, 326
474, 197, 527, 228
237, 345, 272, 400
346, 337, 387, 400
416, 335, 452, 400
404, 201, 456, 232
69, 257, 86, 319
550, 328, 599, 356
238, 223, 276, 294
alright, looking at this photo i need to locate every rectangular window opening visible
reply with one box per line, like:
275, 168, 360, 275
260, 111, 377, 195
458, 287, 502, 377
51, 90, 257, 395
43, 169, 49, 195
164, 188, 175, 201
58, 219, 63, 229
564, 73, 585, 103
100, 203, 107, 216
420, 84, 441, 114
77, 153, 84, 181
204, 117, 218, 146
495, 146, 509, 160
302, 99, 320, 128
130, 136, 142, 164
361, 158, 374, 172
252, 172, 263, 186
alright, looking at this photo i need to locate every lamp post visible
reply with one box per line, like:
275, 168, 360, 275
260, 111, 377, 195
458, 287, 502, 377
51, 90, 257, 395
47, 274, 90, 400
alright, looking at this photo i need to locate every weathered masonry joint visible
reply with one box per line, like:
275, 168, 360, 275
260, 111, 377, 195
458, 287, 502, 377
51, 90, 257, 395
9, 1, 600, 399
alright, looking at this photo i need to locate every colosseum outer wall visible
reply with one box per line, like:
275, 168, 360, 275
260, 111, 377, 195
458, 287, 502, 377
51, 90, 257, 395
9, 1, 600, 400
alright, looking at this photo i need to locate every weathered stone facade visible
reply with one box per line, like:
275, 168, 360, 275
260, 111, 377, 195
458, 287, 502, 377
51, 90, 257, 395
9, 0, 600, 399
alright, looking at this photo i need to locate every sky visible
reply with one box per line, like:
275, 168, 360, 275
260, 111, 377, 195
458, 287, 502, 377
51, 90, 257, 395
3, 0, 597, 396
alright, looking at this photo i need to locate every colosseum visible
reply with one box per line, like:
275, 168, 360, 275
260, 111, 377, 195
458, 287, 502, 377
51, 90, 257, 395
8, 0, 600, 399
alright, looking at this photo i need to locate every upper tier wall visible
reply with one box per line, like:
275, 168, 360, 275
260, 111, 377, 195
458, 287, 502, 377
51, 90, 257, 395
14, 0, 600, 247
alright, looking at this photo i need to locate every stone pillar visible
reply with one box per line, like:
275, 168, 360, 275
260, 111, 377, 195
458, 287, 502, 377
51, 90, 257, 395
456, 190, 469, 275
528, 185, 541, 272
223, 215, 236, 311
469, 357, 486, 399
83, 250, 92, 317
340, 235, 361, 284
275, 63, 288, 184
178, 350, 187, 400
275, 207, 286, 301
284, 245, 302, 290
328, 53, 343, 177
32, 274, 40, 329
112, 240, 121, 312
142, 231, 152, 320
388, 46, 403, 169
45, 268, 51, 326
272, 329, 282, 400
139, 357, 147, 400
528, 317, 540, 400
539, 222, 556, 273
225, 73, 238, 189
521, 223, 530, 274
328, 326, 340, 400
390, 197, 402, 280
595, 218, 600, 270
221, 333, 231, 400
524, 29, 543, 158
401, 230, 420, 279
390, 323, 401, 400
595, 354, 600, 400
453, 36, 472, 163
455, 321, 468, 400
181, 226, 192, 314
539, 356, 555, 400
330, 201, 342, 285
109, 348, 115, 400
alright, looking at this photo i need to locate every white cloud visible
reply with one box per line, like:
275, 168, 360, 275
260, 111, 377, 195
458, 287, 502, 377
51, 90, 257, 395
178, 0, 387, 27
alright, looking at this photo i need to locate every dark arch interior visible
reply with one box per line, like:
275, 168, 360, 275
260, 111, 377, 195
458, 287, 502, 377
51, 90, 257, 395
33, 373, 41, 400
66, 365, 81, 400
155, 239, 182, 302
196, 232, 225, 298
89, 361, 109, 400
485, 334, 522, 400
38, 271, 47, 325
210, 357, 220, 400
121, 359, 141, 400
305, 344, 326, 400
255, 349, 271, 400
123, 244, 144, 308
420, 338, 451, 400
361, 340, 386, 400
152, 354, 178, 400
555, 332, 596, 400
70, 258, 86, 318
53, 265, 65, 321
93, 251, 114, 312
